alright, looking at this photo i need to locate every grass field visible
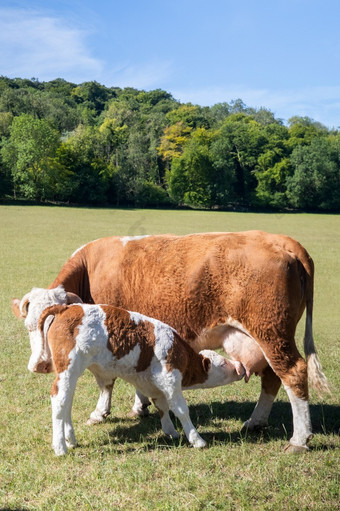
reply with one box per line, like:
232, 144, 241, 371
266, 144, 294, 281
0, 205, 339, 511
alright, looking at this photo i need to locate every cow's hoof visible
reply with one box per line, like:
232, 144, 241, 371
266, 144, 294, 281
283, 443, 309, 454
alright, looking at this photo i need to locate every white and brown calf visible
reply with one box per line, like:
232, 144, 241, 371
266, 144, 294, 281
34, 302, 245, 455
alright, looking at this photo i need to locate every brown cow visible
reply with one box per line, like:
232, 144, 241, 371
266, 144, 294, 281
13, 231, 329, 452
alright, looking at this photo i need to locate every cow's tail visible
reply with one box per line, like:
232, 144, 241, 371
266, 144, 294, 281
302, 256, 330, 396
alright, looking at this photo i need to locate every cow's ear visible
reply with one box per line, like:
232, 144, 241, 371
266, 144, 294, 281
202, 356, 211, 373
66, 292, 83, 304
11, 298, 22, 318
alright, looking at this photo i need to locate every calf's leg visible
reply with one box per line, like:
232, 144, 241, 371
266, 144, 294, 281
51, 370, 79, 456
130, 390, 151, 417
152, 396, 180, 439
87, 368, 116, 425
167, 391, 206, 448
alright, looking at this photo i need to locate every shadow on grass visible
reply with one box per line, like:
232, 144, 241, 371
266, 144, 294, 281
95, 400, 339, 452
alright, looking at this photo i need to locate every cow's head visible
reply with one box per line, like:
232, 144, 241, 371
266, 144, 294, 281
12, 286, 82, 373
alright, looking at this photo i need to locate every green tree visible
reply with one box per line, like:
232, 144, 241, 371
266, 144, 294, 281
286, 136, 340, 210
287, 116, 328, 150
1, 114, 61, 200
56, 125, 110, 204
254, 123, 291, 208
215, 114, 267, 204
167, 128, 215, 208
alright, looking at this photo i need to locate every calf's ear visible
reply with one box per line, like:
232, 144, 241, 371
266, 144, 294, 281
11, 298, 22, 318
202, 356, 211, 373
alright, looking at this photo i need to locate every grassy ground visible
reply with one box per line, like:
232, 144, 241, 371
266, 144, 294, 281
0, 205, 339, 510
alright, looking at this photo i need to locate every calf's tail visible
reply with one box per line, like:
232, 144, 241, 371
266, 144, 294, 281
38, 304, 69, 338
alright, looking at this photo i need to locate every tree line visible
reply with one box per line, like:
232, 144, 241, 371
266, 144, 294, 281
0, 76, 339, 210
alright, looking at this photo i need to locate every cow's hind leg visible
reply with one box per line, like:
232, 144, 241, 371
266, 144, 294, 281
281, 357, 313, 452
243, 366, 281, 431
283, 384, 313, 453
262, 346, 313, 452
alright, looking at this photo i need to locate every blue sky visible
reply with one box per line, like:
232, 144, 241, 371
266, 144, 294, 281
1, 0, 340, 128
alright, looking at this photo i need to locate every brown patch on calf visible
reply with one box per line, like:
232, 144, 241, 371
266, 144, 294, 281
51, 376, 60, 397
102, 306, 156, 372
166, 333, 209, 387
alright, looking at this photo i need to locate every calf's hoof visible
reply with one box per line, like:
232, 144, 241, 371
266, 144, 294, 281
53, 444, 68, 456
128, 406, 150, 418
241, 419, 268, 433
87, 416, 104, 426
169, 431, 180, 440
66, 440, 78, 449
283, 443, 309, 454
192, 438, 207, 448
87, 410, 110, 425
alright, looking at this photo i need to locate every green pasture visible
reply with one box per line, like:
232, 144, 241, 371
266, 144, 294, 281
0, 205, 339, 510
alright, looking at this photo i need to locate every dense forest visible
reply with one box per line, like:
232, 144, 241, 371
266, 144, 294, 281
0, 76, 339, 210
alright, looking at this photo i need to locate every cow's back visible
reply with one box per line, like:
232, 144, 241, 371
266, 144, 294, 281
63, 231, 312, 343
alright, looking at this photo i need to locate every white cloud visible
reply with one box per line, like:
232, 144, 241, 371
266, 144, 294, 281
0, 8, 103, 82
0, 7, 174, 90
172, 85, 340, 129
105, 60, 175, 91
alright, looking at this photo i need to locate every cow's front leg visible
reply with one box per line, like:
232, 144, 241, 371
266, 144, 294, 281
129, 389, 151, 417
242, 366, 281, 431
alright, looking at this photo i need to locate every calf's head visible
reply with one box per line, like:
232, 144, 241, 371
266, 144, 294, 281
12, 286, 82, 373
199, 349, 245, 388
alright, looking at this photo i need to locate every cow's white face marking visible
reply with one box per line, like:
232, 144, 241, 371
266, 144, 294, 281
22, 286, 68, 372
120, 235, 150, 247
